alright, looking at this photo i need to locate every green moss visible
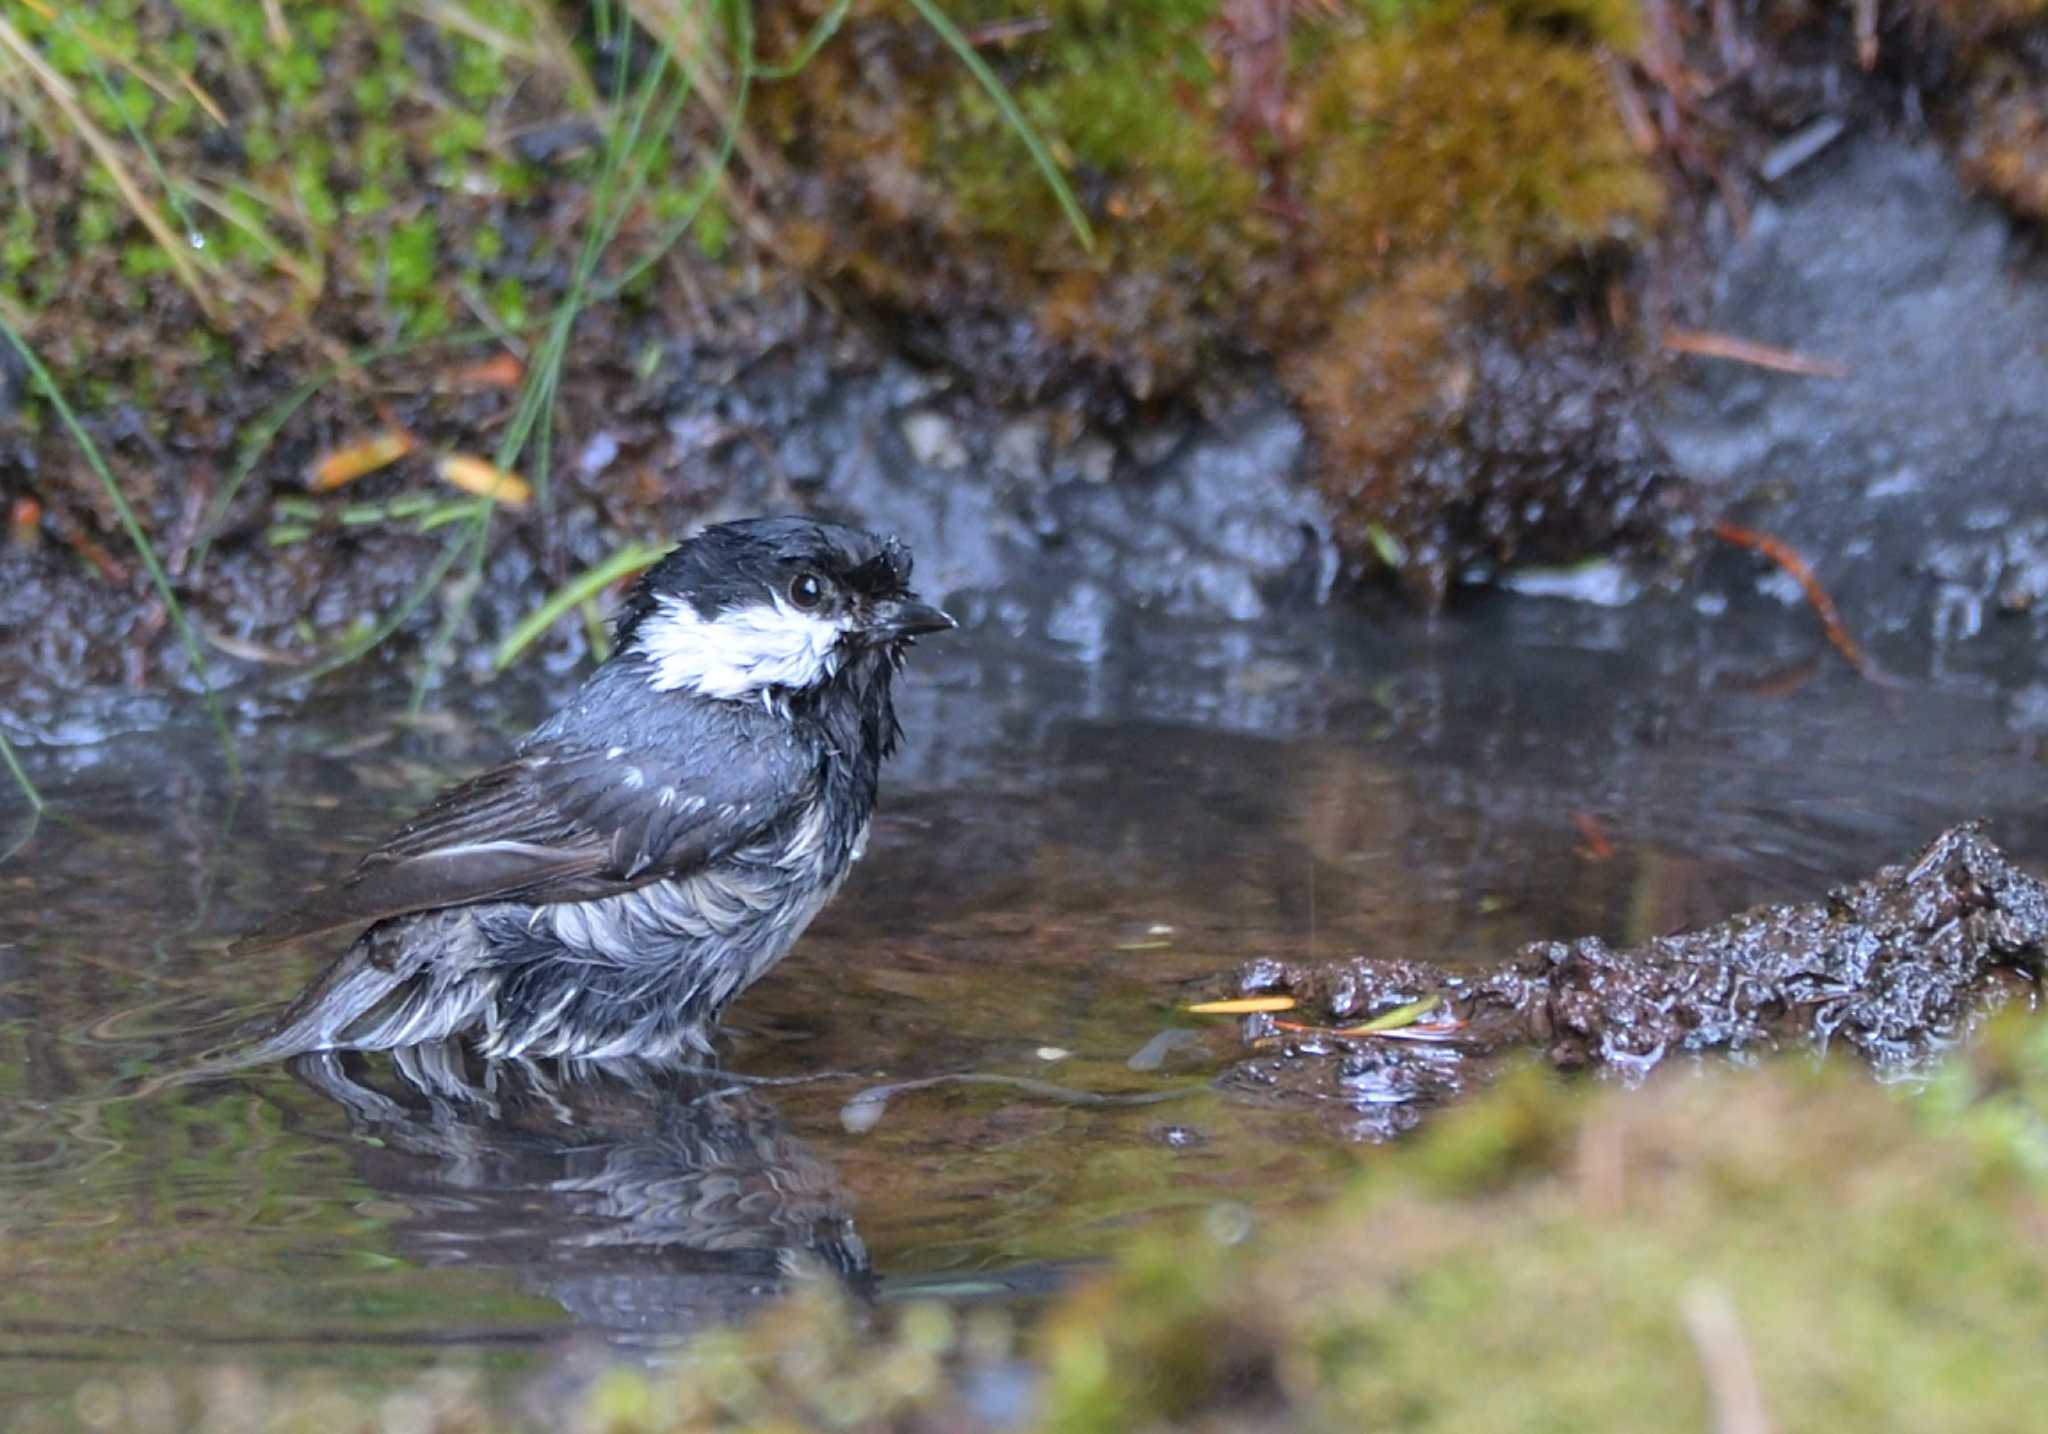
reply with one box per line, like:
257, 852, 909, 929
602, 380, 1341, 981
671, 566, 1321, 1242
692, 194, 733, 259
1035, 1055, 2048, 1433
1297, 4, 1661, 283
488, 275, 528, 328
121, 243, 174, 278
385, 214, 439, 296
475, 1034, 2048, 1434
933, 0, 1255, 257
15, 0, 598, 373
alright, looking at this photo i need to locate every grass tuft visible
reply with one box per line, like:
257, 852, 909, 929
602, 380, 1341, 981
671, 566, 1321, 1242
0, 12, 221, 319
0, 741, 40, 865
0, 731, 39, 816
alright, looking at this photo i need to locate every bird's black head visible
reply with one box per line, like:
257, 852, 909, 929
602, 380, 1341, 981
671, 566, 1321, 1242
613, 517, 953, 701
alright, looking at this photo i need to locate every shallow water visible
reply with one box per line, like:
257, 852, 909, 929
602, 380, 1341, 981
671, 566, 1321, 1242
0, 588, 2043, 1405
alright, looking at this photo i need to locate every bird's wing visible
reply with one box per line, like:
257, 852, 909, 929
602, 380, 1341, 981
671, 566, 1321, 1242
231, 736, 814, 954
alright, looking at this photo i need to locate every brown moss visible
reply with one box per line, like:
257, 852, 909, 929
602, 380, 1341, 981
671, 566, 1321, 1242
1917, 0, 2048, 48
1287, 261, 1686, 605
1904, 0, 2048, 223
1957, 76, 2048, 219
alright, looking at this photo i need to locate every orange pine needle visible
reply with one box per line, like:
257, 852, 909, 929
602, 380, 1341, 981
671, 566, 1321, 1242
437, 453, 531, 508
66, 529, 127, 584
309, 429, 415, 491
1573, 811, 1615, 862
445, 353, 524, 390
1712, 520, 1884, 681
8, 497, 41, 548
1663, 329, 1848, 379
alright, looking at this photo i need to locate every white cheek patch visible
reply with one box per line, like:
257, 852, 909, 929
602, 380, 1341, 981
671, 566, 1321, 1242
638, 593, 848, 698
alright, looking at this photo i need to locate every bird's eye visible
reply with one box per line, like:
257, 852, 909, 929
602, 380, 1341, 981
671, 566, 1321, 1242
787, 570, 828, 611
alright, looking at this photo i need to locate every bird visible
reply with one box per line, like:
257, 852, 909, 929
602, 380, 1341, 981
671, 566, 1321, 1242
230, 517, 954, 1063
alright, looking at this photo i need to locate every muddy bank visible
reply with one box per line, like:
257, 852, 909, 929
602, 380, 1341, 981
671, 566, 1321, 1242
9, 0, 2048, 705
0, 299, 1335, 713
12, 116, 2048, 713
1219, 823, 2048, 1136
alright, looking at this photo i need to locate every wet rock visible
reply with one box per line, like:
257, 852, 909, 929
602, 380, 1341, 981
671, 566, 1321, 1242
1654, 136, 2048, 672
1061, 436, 1116, 487
1222, 824, 2048, 1133
900, 410, 969, 471
990, 417, 1048, 481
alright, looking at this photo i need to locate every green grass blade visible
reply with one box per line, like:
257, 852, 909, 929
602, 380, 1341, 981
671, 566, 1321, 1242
755, 0, 851, 79
1348, 994, 1442, 1034
427, 15, 698, 689
601, 3, 751, 296
0, 312, 235, 775
292, 527, 474, 685
900, 0, 1094, 250
0, 728, 43, 815
79, 46, 205, 248
190, 374, 322, 579
493, 541, 669, 670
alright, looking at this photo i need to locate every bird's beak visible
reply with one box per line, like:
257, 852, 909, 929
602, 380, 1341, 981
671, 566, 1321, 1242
870, 596, 957, 641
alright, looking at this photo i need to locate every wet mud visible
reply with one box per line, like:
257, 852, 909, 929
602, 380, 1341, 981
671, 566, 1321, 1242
1225, 823, 2048, 1137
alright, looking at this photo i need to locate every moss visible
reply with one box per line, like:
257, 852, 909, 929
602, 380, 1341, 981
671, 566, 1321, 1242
1907, 0, 2048, 224
1034, 1054, 2048, 1432
1917, 0, 2048, 45
385, 214, 439, 297
9, 0, 590, 362
1953, 60, 2048, 222
488, 275, 529, 328
1295, 6, 1660, 290
753, 0, 1670, 579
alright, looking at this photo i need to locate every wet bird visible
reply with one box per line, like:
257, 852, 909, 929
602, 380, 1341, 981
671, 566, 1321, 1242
233, 517, 953, 1062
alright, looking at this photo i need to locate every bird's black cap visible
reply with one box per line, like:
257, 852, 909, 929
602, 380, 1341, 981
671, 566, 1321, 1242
613, 517, 918, 642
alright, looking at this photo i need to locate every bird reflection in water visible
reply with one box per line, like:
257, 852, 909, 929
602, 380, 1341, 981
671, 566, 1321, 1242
287, 1042, 870, 1343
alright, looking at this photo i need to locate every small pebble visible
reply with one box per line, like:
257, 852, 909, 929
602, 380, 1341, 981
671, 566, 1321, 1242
902, 410, 969, 470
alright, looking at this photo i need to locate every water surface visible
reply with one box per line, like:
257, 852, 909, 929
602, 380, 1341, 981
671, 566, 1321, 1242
1, 591, 2042, 1404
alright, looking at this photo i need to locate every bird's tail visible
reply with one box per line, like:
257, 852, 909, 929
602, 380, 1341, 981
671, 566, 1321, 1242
228, 938, 430, 1066
153, 931, 487, 1093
